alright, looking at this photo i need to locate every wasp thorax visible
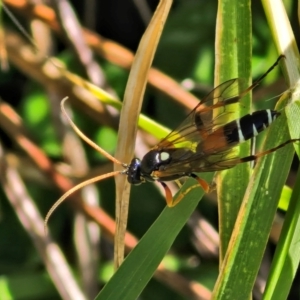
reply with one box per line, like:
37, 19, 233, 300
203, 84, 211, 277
140, 150, 171, 175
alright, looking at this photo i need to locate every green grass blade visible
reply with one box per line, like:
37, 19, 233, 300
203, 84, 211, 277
263, 163, 300, 300
215, 0, 252, 258
212, 95, 296, 299
62, 70, 170, 140
262, 0, 300, 87
262, 101, 300, 299
95, 174, 213, 300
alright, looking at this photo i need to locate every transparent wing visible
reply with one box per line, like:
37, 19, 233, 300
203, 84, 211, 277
151, 56, 285, 178
154, 79, 247, 151
151, 78, 252, 177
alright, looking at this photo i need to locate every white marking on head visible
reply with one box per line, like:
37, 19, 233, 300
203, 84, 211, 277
160, 152, 170, 161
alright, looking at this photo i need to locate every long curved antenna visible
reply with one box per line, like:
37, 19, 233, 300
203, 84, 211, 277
44, 170, 121, 233
61, 97, 124, 166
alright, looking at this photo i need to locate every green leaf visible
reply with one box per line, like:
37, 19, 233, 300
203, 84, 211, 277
278, 185, 292, 211
262, 96, 300, 300
212, 95, 296, 299
263, 166, 300, 300
95, 173, 213, 300
214, 0, 252, 259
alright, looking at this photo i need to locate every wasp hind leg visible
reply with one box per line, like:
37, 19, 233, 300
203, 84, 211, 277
161, 175, 210, 207
190, 174, 211, 193
160, 182, 174, 207
231, 138, 300, 166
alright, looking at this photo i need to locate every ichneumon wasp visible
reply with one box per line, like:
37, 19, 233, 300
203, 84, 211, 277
45, 55, 300, 224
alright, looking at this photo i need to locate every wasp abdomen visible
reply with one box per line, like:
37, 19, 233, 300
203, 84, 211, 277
224, 109, 280, 144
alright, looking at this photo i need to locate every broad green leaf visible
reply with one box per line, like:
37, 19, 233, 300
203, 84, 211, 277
96, 173, 213, 300
215, 0, 252, 259
262, 100, 300, 300
212, 93, 296, 299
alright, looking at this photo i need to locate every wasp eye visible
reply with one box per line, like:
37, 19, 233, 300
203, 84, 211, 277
127, 158, 142, 185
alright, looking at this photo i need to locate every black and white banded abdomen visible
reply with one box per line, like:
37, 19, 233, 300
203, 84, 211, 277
224, 109, 280, 144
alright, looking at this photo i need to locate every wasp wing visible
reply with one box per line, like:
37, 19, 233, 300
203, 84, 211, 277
150, 56, 285, 180
155, 79, 246, 150
152, 78, 253, 178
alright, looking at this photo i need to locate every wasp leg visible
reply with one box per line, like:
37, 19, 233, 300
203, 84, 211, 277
174, 180, 182, 189
160, 182, 173, 207
162, 175, 210, 207
190, 173, 210, 193
232, 138, 300, 166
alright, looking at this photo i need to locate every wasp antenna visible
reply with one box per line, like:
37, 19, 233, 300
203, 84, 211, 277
44, 170, 121, 234
61, 98, 123, 165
